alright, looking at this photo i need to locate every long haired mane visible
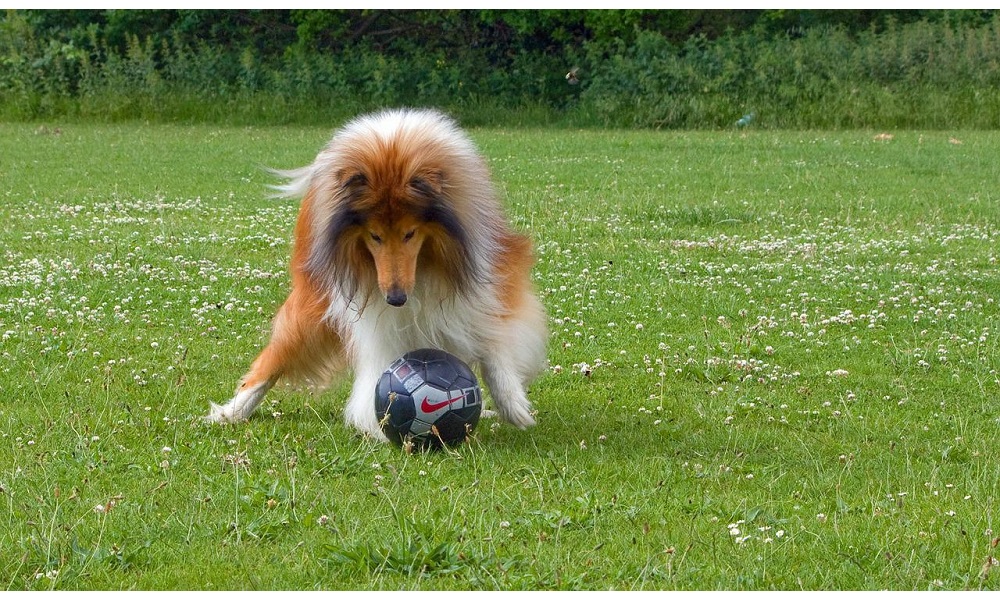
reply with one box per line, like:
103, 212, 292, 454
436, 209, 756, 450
274, 109, 497, 311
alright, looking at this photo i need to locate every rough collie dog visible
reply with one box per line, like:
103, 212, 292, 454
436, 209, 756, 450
206, 108, 547, 440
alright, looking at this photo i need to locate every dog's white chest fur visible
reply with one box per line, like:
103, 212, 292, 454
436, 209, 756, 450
330, 278, 486, 368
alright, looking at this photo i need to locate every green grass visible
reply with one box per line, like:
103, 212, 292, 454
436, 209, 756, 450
2, 122, 1000, 590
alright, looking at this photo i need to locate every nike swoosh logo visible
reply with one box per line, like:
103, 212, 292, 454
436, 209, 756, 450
420, 393, 465, 413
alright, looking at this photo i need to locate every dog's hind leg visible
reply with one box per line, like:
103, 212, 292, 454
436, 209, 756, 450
206, 287, 343, 423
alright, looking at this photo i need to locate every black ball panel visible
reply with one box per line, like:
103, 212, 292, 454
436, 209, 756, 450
424, 359, 459, 389
453, 374, 476, 390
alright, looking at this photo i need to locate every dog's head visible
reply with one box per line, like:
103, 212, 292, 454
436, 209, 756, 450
285, 109, 494, 310
325, 166, 469, 308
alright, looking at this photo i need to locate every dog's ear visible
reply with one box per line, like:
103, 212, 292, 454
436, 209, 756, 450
409, 169, 444, 200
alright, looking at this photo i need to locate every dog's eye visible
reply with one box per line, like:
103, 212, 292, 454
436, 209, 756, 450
369, 232, 382, 244
345, 173, 368, 188
409, 177, 437, 199
403, 230, 415, 242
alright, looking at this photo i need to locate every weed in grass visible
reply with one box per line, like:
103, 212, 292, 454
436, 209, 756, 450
323, 520, 470, 578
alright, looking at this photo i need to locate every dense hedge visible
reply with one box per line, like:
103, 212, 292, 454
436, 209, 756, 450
2, 9, 999, 128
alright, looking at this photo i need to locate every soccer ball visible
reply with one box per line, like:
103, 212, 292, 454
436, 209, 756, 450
374, 348, 482, 450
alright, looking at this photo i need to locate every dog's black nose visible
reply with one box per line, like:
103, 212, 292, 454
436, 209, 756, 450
386, 288, 407, 307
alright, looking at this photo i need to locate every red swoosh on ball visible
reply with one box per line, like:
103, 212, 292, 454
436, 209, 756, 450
421, 393, 465, 412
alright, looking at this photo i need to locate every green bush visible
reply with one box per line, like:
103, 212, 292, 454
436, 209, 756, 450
3, 9, 1000, 128
578, 17, 1000, 128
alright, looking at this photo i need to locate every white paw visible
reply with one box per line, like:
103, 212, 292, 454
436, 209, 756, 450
480, 407, 534, 429
205, 381, 271, 424
495, 401, 536, 429
345, 394, 389, 442
205, 401, 244, 424
364, 427, 390, 443
505, 407, 536, 429
349, 414, 389, 442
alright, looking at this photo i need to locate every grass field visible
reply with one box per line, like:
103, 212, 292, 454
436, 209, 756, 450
2, 122, 999, 590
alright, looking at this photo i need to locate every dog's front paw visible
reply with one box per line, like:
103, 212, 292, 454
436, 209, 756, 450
205, 401, 244, 424
497, 402, 536, 429
345, 393, 390, 442
205, 381, 272, 424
